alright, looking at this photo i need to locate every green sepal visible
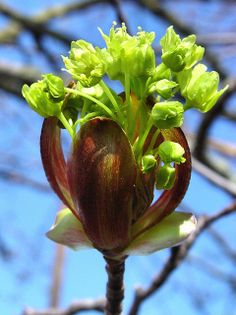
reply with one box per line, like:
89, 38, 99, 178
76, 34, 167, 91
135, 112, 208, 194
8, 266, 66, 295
156, 164, 176, 190
46, 208, 93, 250
158, 141, 186, 164
124, 211, 197, 255
151, 101, 184, 129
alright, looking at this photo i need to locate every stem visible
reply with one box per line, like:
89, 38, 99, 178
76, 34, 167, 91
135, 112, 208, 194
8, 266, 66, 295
104, 257, 126, 315
99, 80, 124, 123
134, 115, 153, 160
65, 87, 116, 120
124, 72, 133, 137
146, 128, 160, 153
58, 112, 74, 138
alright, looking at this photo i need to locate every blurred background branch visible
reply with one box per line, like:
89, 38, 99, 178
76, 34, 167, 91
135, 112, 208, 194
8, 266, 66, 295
0, 1, 236, 315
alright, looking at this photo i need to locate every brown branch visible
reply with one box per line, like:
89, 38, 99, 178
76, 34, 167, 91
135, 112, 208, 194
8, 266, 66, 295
33, 0, 110, 23
191, 157, 236, 197
222, 109, 236, 122
104, 257, 126, 315
128, 200, 236, 315
0, 0, 111, 45
22, 299, 105, 315
0, 0, 117, 95
187, 254, 236, 287
0, 169, 50, 192
187, 132, 236, 158
208, 228, 236, 261
0, 3, 73, 45
197, 32, 236, 45
0, 64, 41, 95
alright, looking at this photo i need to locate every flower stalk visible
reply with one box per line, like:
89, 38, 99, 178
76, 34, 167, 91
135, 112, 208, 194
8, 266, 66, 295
104, 256, 126, 315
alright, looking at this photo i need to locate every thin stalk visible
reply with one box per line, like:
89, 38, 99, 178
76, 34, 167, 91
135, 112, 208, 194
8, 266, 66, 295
124, 73, 133, 137
134, 115, 153, 161
99, 80, 124, 123
65, 87, 116, 120
104, 256, 126, 315
146, 128, 160, 153
58, 112, 74, 138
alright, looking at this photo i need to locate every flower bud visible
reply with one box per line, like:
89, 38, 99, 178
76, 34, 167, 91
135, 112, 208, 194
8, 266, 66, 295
151, 101, 184, 129
141, 155, 157, 174
158, 141, 186, 164
22, 81, 63, 118
162, 47, 186, 72
99, 23, 155, 80
148, 79, 178, 99
156, 164, 176, 190
177, 64, 228, 112
160, 26, 204, 72
42, 74, 65, 102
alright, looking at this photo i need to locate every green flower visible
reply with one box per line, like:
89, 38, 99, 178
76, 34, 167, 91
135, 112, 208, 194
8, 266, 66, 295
22, 77, 64, 118
63, 40, 106, 87
151, 101, 184, 129
177, 64, 228, 112
99, 23, 155, 81
148, 79, 178, 99
42, 74, 65, 102
160, 26, 204, 72
156, 164, 176, 190
158, 141, 186, 164
141, 154, 157, 174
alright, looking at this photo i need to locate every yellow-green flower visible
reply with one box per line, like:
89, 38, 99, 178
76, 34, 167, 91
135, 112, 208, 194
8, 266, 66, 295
161, 26, 204, 72
177, 64, 228, 112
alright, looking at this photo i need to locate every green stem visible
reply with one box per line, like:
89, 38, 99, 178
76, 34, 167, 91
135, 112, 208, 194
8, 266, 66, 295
124, 73, 132, 136
99, 80, 124, 123
77, 112, 99, 126
146, 128, 160, 153
65, 87, 116, 120
81, 99, 89, 119
184, 100, 192, 111
58, 112, 74, 138
134, 115, 153, 160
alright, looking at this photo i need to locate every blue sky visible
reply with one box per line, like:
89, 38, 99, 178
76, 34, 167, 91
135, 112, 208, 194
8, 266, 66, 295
0, 1, 236, 315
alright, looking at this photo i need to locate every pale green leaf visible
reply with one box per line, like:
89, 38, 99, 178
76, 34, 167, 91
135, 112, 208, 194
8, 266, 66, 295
46, 208, 93, 250
124, 212, 197, 255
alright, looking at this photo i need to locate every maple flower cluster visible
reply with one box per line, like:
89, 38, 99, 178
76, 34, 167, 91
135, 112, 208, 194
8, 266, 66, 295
22, 23, 227, 258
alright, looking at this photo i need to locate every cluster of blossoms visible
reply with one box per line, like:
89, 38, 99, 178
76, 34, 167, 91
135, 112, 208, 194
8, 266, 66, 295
22, 23, 227, 258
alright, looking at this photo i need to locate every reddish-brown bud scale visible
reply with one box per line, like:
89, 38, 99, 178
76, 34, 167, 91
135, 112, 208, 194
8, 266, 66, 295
68, 118, 137, 250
